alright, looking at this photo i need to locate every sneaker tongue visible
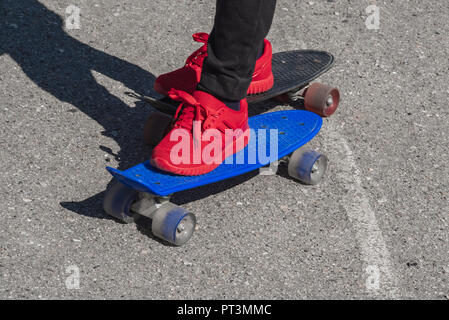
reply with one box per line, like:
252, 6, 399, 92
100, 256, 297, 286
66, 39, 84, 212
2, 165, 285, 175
193, 91, 226, 113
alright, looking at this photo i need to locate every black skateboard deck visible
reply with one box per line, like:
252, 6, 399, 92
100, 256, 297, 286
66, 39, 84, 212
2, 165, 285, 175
142, 50, 334, 114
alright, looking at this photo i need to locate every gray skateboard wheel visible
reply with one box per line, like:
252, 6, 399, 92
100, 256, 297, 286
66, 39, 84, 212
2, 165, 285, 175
151, 203, 196, 246
288, 148, 328, 185
103, 179, 138, 223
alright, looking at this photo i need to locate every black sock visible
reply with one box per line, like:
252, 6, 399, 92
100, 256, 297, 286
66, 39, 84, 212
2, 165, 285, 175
196, 89, 241, 111
222, 99, 240, 111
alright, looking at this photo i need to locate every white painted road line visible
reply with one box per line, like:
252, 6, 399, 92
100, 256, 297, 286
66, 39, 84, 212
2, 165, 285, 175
323, 121, 400, 298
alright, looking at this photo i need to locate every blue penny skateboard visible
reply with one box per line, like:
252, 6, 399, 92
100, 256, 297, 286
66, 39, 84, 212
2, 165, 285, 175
108, 110, 322, 196
103, 50, 340, 246
104, 110, 330, 245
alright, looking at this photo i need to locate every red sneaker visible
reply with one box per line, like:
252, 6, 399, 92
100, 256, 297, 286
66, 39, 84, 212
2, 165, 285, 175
150, 89, 250, 176
154, 33, 274, 96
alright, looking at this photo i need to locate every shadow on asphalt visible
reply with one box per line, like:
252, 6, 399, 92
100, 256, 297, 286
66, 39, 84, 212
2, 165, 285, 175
1, 0, 157, 169
2, 0, 289, 240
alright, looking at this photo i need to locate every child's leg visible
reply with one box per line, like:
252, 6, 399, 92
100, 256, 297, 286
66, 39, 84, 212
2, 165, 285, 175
197, 0, 277, 102
151, 0, 277, 175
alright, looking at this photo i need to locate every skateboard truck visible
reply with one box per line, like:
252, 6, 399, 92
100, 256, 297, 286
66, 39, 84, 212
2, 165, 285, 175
103, 180, 196, 245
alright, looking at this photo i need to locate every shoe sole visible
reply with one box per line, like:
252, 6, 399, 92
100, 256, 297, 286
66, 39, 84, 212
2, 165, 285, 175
247, 73, 274, 95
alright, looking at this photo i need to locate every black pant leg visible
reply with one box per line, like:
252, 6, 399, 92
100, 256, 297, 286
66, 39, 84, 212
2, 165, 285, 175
197, 0, 277, 101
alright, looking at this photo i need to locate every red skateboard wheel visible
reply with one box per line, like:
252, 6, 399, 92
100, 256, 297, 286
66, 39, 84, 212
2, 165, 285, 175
304, 82, 340, 117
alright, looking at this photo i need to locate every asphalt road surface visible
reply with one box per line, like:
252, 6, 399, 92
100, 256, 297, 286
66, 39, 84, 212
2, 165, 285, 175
1, 0, 448, 299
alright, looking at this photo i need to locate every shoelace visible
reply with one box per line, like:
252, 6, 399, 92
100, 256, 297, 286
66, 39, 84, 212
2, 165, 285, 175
168, 89, 208, 146
185, 33, 209, 67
